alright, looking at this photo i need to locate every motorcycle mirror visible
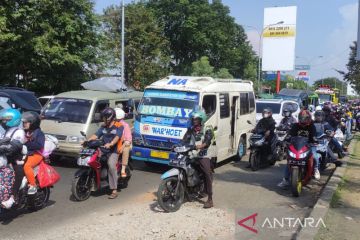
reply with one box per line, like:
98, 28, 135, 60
247, 120, 252, 125
80, 131, 86, 137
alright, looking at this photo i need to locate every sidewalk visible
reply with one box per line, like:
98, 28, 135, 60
316, 134, 360, 240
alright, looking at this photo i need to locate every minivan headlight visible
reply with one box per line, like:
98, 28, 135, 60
67, 136, 86, 143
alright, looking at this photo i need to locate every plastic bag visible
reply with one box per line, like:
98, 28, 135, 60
41, 134, 58, 158
37, 161, 61, 188
81, 77, 127, 92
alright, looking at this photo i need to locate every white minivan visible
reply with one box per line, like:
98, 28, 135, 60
131, 76, 256, 165
255, 99, 300, 126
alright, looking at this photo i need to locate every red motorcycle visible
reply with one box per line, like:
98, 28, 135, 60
71, 134, 131, 201
287, 136, 314, 197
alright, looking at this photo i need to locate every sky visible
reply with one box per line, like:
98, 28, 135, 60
94, 0, 358, 85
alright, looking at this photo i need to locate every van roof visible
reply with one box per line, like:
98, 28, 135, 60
256, 99, 298, 104
55, 90, 143, 101
146, 76, 254, 92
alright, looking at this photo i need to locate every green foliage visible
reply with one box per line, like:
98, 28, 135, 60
0, 0, 102, 94
190, 56, 233, 78
101, 3, 171, 90
342, 41, 360, 94
148, 0, 257, 80
313, 77, 347, 95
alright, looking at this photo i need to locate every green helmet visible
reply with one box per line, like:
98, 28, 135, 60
190, 107, 207, 125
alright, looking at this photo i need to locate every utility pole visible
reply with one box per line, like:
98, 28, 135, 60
121, 0, 125, 84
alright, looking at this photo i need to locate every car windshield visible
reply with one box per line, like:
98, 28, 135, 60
318, 94, 331, 102
256, 102, 281, 114
138, 89, 199, 118
42, 98, 92, 123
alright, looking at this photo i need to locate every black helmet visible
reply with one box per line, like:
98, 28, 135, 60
262, 108, 272, 118
22, 111, 41, 131
282, 107, 292, 117
101, 107, 116, 124
314, 110, 325, 122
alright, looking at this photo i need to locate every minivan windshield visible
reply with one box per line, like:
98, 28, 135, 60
42, 98, 92, 123
138, 89, 199, 118
256, 102, 281, 114
318, 94, 331, 102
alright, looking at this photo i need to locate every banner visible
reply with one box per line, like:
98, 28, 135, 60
262, 6, 297, 71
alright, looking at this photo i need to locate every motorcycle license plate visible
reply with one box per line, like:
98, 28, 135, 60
289, 159, 306, 166
150, 150, 169, 159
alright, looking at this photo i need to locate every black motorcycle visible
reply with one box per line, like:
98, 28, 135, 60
157, 142, 205, 212
248, 129, 280, 171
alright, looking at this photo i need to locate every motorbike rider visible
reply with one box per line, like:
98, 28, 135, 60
87, 108, 124, 199
323, 105, 348, 158
182, 108, 215, 209
0, 109, 25, 209
114, 107, 132, 178
278, 110, 319, 188
22, 111, 45, 195
278, 107, 297, 131
313, 110, 342, 166
248, 108, 276, 167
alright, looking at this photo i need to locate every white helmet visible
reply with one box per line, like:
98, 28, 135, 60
115, 108, 125, 120
315, 106, 322, 111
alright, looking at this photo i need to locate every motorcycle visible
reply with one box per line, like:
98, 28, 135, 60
248, 130, 280, 171
356, 112, 360, 131
276, 127, 290, 160
71, 132, 132, 201
1, 134, 58, 212
157, 143, 205, 212
287, 136, 314, 197
315, 132, 335, 172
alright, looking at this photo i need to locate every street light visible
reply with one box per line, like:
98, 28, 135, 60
244, 21, 284, 94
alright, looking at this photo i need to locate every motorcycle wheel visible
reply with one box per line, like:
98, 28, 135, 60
27, 187, 50, 211
71, 175, 91, 201
250, 152, 260, 171
234, 137, 246, 162
291, 167, 302, 197
157, 176, 184, 212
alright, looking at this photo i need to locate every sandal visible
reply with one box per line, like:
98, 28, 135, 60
121, 171, 127, 178
108, 192, 118, 199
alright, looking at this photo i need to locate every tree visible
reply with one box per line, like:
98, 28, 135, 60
190, 56, 233, 78
313, 77, 347, 95
0, 0, 102, 94
148, 0, 257, 80
342, 41, 360, 93
101, 2, 171, 90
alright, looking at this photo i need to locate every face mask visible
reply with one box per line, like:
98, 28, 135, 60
263, 113, 270, 118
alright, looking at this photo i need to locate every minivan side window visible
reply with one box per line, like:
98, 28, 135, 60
249, 92, 255, 113
240, 93, 249, 115
115, 100, 135, 119
92, 101, 109, 123
202, 95, 216, 117
219, 93, 230, 119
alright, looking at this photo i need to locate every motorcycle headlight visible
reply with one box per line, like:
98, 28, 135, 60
67, 136, 86, 143
299, 151, 310, 159
77, 156, 90, 166
288, 150, 296, 158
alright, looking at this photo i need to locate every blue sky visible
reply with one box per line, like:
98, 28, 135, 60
94, 0, 358, 85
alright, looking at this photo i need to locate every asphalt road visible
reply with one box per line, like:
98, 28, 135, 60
0, 154, 333, 240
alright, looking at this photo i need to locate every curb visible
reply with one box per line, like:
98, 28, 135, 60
295, 140, 354, 240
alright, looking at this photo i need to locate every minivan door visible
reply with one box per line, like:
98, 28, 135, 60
215, 93, 232, 161
231, 95, 239, 149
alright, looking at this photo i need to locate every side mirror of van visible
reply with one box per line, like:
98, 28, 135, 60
247, 120, 252, 125
93, 113, 101, 122
80, 131, 86, 137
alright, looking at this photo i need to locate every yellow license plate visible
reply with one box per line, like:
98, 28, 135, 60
150, 150, 169, 159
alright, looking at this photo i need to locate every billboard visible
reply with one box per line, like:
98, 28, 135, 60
262, 6, 297, 71
296, 71, 310, 81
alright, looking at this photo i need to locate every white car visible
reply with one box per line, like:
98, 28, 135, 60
256, 99, 300, 127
